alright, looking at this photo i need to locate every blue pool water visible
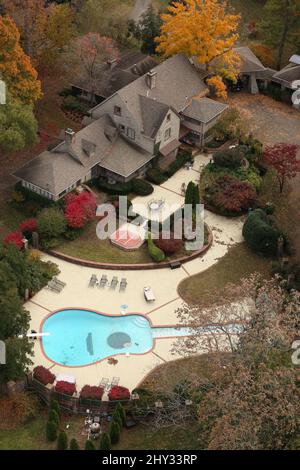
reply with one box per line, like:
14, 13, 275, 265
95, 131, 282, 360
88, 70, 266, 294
42, 309, 153, 366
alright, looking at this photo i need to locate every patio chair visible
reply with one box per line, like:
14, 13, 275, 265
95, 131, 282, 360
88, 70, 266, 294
89, 274, 97, 288
109, 276, 118, 290
99, 378, 109, 389
119, 278, 127, 291
99, 274, 108, 288
47, 281, 62, 293
53, 277, 66, 287
111, 377, 120, 386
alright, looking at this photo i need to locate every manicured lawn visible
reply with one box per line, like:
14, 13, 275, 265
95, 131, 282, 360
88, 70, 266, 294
178, 242, 272, 305
56, 221, 152, 264
0, 414, 54, 450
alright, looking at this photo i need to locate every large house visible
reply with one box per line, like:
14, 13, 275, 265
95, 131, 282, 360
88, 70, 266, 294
71, 50, 158, 104
14, 53, 228, 201
271, 55, 300, 107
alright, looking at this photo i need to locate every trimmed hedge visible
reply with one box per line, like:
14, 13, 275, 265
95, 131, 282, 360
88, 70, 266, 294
96, 178, 153, 196
146, 168, 167, 185
80, 385, 104, 401
108, 385, 131, 401
55, 381, 76, 396
131, 178, 154, 196
154, 232, 183, 255
70, 438, 80, 450
243, 209, 283, 257
147, 236, 166, 262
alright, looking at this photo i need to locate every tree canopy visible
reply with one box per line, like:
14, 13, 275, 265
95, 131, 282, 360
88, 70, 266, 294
155, 0, 241, 98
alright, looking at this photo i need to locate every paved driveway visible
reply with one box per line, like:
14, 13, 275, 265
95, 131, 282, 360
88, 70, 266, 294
228, 93, 300, 147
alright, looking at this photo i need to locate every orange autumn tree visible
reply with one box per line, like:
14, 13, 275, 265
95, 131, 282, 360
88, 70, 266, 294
0, 15, 42, 105
155, 0, 241, 99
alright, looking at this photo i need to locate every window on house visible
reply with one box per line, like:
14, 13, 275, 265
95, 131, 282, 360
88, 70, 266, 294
167, 113, 171, 122
164, 128, 171, 141
126, 127, 135, 140
119, 124, 125, 132
114, 106, 121, 116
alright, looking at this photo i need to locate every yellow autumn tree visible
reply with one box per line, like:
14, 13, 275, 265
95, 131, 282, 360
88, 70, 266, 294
0, 15, 42, 105
156, 0, 241, 98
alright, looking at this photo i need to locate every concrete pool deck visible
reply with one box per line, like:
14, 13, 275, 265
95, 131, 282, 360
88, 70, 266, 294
25, 153, 244, 394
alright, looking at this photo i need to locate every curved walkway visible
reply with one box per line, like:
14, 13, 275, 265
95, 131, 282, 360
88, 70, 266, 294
25, 154, 244, 394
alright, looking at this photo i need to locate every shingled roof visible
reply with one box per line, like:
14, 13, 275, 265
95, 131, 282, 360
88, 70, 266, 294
115, 54, 209, 125
14, 115, 152, 195
272, 63, 300, 88
72, 51, 158, 100
182, 97, 228, 123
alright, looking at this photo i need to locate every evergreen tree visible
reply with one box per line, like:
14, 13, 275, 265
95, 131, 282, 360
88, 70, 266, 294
134, 6, 163, 55
85, 439, 96, 450
48, 409, 60, 427
69, 438, 80, 450
116, 403, 126, 426
100, 432, 111, 450
57, 430, 68, 450
46, 420, 58, 442
259, 0, 300, 68
109, 421, 120, 445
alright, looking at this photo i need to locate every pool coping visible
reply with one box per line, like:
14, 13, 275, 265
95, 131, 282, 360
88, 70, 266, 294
39, 307, 195, 370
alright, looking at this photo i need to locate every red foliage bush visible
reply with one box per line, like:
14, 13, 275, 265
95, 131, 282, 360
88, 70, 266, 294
108, 385, 130, 401
33, 366, 55, 385
64, 192, 97, 228
80, 385, 104, 401
4, 231, 24, 249
154, 232, 183, 255
55, 381, 76, 396
20, 219, 37, 235
210, 175, 256, 215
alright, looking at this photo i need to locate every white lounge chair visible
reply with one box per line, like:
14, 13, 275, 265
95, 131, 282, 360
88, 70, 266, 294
143, 286, 156, 302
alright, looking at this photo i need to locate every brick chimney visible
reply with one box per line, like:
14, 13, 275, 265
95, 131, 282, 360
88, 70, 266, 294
146, 69, 157, 90
65, 128, 75, 144
107, 58, 118, 70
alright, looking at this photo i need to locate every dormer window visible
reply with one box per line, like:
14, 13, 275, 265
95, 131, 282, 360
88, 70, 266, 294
114, 106, 121, 116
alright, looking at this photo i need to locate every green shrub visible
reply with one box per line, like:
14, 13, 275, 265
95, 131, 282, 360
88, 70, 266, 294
69, 438, 80, 450
131, 178, 154, 196
85, 440, 96, 450
37, 207, 67, 242
109, 421, 121, 445
164, 151, 192, 178
57, 430, 68, 450
100, 432, 111, 450
116, 403, 126, 426
14, 182, 55, 208
147, 236, 166, 262
46, 420, 58, 442
48, 409, 60, 427
243, 209, 283, 257
96, 179, 132, 195
146, 168, 167, 185
213, 147, 245, 169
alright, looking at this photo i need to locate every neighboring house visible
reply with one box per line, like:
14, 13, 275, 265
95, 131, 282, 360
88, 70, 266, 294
271, 55, 300, 107
71, 50, 158, 104
14, 54, 229, 201
192, 46, 275, 95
